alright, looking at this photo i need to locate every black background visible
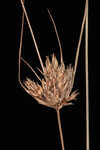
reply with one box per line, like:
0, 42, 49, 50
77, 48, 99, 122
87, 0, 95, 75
16, 0, 96, 150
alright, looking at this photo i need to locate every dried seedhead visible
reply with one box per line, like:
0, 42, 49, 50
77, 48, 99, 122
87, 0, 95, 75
24, 54, 78, 110
19, 0, 88, 111
19, 1, 88, 149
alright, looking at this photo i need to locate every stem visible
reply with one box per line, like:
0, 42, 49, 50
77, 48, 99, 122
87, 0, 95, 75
47, 9, 63, 64
56, 109, 65, 150
85, 0, 90, 150
18, 0, 27, 91
20, 0, 45, 72
21, 57, 42, 82
73, 0, 88, 79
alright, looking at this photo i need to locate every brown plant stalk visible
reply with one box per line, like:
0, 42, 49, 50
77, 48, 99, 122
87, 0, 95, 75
18, 0, 88, 150
85, 0, 89, 150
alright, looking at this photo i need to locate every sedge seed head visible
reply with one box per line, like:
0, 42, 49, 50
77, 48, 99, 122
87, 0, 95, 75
24, 54, 78, 110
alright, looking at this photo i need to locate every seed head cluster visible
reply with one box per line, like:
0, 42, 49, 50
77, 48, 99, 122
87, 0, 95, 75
24, 54, 78, 110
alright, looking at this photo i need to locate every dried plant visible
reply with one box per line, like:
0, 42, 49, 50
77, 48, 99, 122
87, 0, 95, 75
18, 0, 88, 150
24, 57, 78, 110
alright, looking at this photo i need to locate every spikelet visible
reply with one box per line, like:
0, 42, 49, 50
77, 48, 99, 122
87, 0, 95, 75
24, 54, 78, 110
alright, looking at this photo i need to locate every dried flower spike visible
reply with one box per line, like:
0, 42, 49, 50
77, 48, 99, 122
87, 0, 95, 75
24, 54, 79, 110
18, 1, 88, 150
